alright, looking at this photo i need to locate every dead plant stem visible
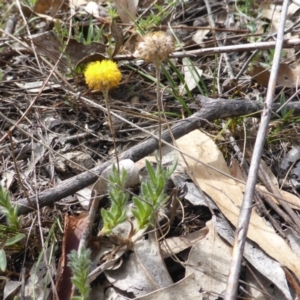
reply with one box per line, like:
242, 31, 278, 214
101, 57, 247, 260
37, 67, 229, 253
103, 90, 120, 172
155, 63, 163, 164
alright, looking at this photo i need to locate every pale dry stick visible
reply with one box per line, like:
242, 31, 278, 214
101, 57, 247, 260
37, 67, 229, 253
256, 189, 296, 232
217, 54, 223, 95
154, 24, 249, 33
20, 267, 26, 299
224, 0, 290, 298
235, 50, 258, 81
259, 163, 300, 233
114, 39, 300, 61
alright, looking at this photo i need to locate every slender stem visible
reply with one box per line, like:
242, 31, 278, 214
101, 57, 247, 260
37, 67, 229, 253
224, 0, 290, 298
103, 89, 120, 172
155, 62, 162, 165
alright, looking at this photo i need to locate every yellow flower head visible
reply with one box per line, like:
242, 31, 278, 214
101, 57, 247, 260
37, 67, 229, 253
84, 60, 122, 91
134, 31, 174, 66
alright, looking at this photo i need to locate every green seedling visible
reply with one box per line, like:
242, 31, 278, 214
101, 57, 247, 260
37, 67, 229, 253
132, 160, 177, 230
100, 165, 130, 234
0, 184, 21, 231
0, 185, 25, 271
68, 248, 91, 300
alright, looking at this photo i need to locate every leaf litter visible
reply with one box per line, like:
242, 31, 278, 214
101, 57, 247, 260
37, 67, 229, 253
2, 0, 300, 299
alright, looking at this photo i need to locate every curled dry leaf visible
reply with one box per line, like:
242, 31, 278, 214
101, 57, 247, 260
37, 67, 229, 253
249, 63, 300, 87
56, 213, 89, 300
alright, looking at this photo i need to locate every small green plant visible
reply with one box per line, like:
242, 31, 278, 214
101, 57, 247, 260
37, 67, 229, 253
54, 17, 104, 45
0, 185, 21, 231
132, 160, 177, 230
68, 248, 91, 300
0, 185, 25, 272
100, 165, 129, 234
100, 160, 177, 234
136, 0, 177, 33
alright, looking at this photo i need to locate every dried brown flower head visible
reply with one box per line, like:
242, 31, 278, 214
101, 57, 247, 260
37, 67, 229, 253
134, 31, 174, 66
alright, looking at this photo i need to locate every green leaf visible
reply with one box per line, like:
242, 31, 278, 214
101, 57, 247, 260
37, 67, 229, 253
0, 249, 7, 271
166, 160, 178, 178
146, 161, 157, 185
5, 233, 26, 246
133, 197, 146, 214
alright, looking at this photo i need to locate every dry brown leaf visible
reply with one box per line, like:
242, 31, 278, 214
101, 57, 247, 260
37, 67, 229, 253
115, 0, 139, 24
176, 129, 300, 281
110, 19, 124, 57
249, 63, 299, 87
56, 213, 89, 300
160, 227, 209, 258
34, 0, 68, 16
248, 65, 270, 87
186, 219, 231, 298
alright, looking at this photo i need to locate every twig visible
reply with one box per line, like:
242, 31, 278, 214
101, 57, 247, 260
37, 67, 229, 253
4, 97, 300, 217
224, 0, 290, 298
113, 39, 300, 60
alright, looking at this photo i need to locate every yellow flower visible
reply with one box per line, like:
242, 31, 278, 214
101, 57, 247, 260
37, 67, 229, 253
134, 31, 174, 66
84, 60, 122, 91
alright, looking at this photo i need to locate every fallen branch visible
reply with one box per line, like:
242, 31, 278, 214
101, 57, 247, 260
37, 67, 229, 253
14, 96, 300, 215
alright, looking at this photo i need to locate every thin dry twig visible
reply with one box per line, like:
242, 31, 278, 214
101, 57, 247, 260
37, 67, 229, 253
113, 39, 300, 60
5, 97, 300, 218
225, 0, 290, 298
